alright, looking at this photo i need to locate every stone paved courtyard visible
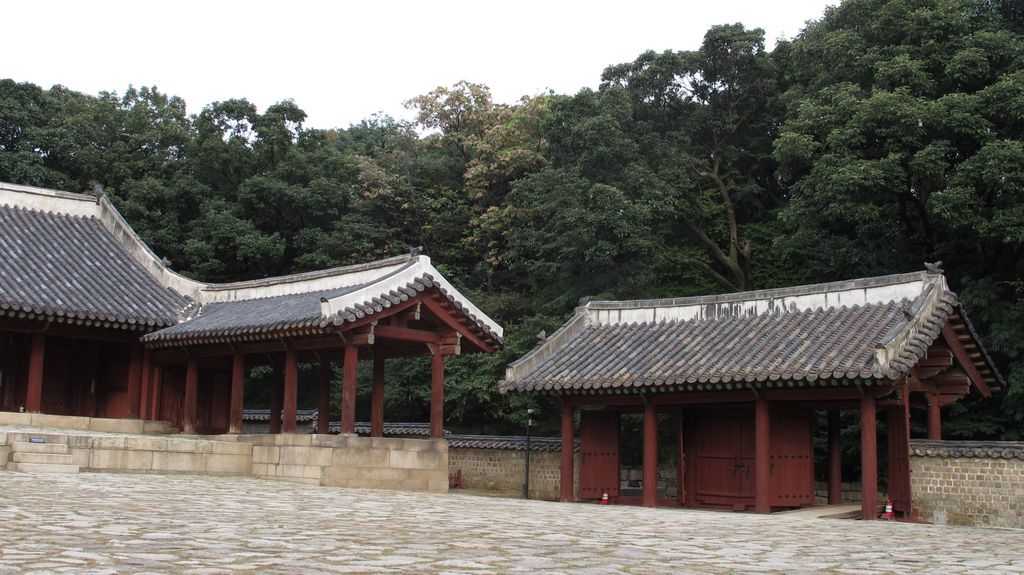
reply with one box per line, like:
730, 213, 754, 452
1, 472, 1022, 574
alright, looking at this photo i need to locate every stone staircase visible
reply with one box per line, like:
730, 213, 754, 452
6, 436, 79, 473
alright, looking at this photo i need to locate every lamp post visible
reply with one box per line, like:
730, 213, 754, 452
523, 408, 534, 499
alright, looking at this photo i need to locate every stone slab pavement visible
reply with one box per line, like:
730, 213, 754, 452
0, 471, 1022, 574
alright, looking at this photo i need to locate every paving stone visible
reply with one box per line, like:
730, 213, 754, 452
1, 471, 1022, 573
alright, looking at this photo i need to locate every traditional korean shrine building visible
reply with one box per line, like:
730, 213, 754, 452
0, 181, 503, 438
501, 271, 1002, 519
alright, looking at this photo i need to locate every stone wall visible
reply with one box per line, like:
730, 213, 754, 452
619, 466, 678, 498
910, 439, 1024, 528
1, 429, 252, 475
0, 411, 174, 435
246, 434, 449, 493
448, 448, 579, 500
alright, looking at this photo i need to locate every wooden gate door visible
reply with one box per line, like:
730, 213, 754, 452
689, 412, 755, 510
769, 407, 814, 507
579, 410, 620, 500
887, 406, 912, 515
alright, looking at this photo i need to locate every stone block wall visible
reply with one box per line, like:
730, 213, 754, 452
910, 440, 1024, 528
619, 466, 678, 498
247, 434, 449, 493
448, 448, 579, 500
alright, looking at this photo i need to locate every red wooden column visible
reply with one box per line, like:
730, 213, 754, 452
560, 402, 575, 502
138, 349, 152, 420
229, 352, 246, 433
125, 344, 143, 418
282, 346, 299, 433
25, 333, 45, 413
642, 402, 658, 507
269, 362, 282, 434
926, 395, 942, 440
430, 350, 445, 438
150, 365, 163, 421
340, 343, 358, 434
887, 405, 912, 515
317, 356, 332, 434
754, 396, 771, 513
676, 414, 687, 506
371, 354, 385, 437
860, 395, 878, 520
828, 410, 842, 505
183, 357, 199, 434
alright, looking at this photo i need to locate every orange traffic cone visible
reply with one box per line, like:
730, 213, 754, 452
600, 491, 610, 505
881, 499, 894, 520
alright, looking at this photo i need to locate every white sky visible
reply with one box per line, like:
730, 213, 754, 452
5, 0, 836, 130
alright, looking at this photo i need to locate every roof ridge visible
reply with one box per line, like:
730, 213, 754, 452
201, 254, 415, 294
586, 271, 934, 311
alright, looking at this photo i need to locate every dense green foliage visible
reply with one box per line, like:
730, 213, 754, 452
2, 0, 1021, 438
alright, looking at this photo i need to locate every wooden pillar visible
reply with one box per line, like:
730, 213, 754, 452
183, 357, 198, 434
138, 349, 152, 420
642, 402, 658, 507
282, 346, 298, 434
229, 352, 245, 434
430, 350, 445, 438
150, 365, 163, 421
25, 333, 45, 413
560, 402, 575, 502
860, 395, 878, 520
677, 413, 687, 506
827, 410, 842, 505
125, 344, 143, 418
754, 396, 771, 514
317, 356, 331, 434
926, 395, 942, 440
269, 361, 282, 434
371, 354, 385, 437
340, 343, 357, 434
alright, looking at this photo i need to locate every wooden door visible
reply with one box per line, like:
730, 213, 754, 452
579, 410, 620, 499
887, 406, 912, 514
769, 407, 814, 507
689, 412, 755, 510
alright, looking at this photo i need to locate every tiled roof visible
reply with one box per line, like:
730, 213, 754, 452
447, 434, 578, 452
0, 203, 189, 329
1, 181, 503, 349
911, 440, 1024, 460
329, 421, 449, 437
142, 257, 504, 348
243, 409, 319, 423
502, 271, 1000, 394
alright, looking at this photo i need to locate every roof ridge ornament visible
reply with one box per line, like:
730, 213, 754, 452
924, 261, 944, 274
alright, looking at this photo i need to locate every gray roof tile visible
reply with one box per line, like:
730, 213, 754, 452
0, 205, 188, 328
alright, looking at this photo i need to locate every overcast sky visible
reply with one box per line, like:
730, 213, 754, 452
6, 0, 836, 130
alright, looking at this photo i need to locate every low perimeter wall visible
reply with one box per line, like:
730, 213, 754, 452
449, 448, 579, 499
243, 434, 448, 493
910, 439, 1024, 528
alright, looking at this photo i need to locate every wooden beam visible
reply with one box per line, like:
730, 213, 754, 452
25, 333, 45, 413
860, 395, 878, 520
430, 350, 445, 438
754, 396, 771, 514
317, 357, 332, 434
642, 402, 658, 508
828, 410, 842, 505
183, 357, 198, 434
371, 324, 443, 344
0, 317, 144, 343
341, 343, 358, 434
371, 354, 385, 438
229, 352, 245, 434
419, 295, 494, 353
942, 323, 992, 398
283, 346, 298, 433
560, 403, 575, 502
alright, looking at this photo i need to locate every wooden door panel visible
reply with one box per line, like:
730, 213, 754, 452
769, 407, 814, 506
690, 413, 754, 509
579, 410, 620, 499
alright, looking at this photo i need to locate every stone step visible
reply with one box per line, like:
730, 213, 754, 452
6, 461, 79, 473
10, 441, 69, 454
11, 452, 74, 465
7, 432, 71, 445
